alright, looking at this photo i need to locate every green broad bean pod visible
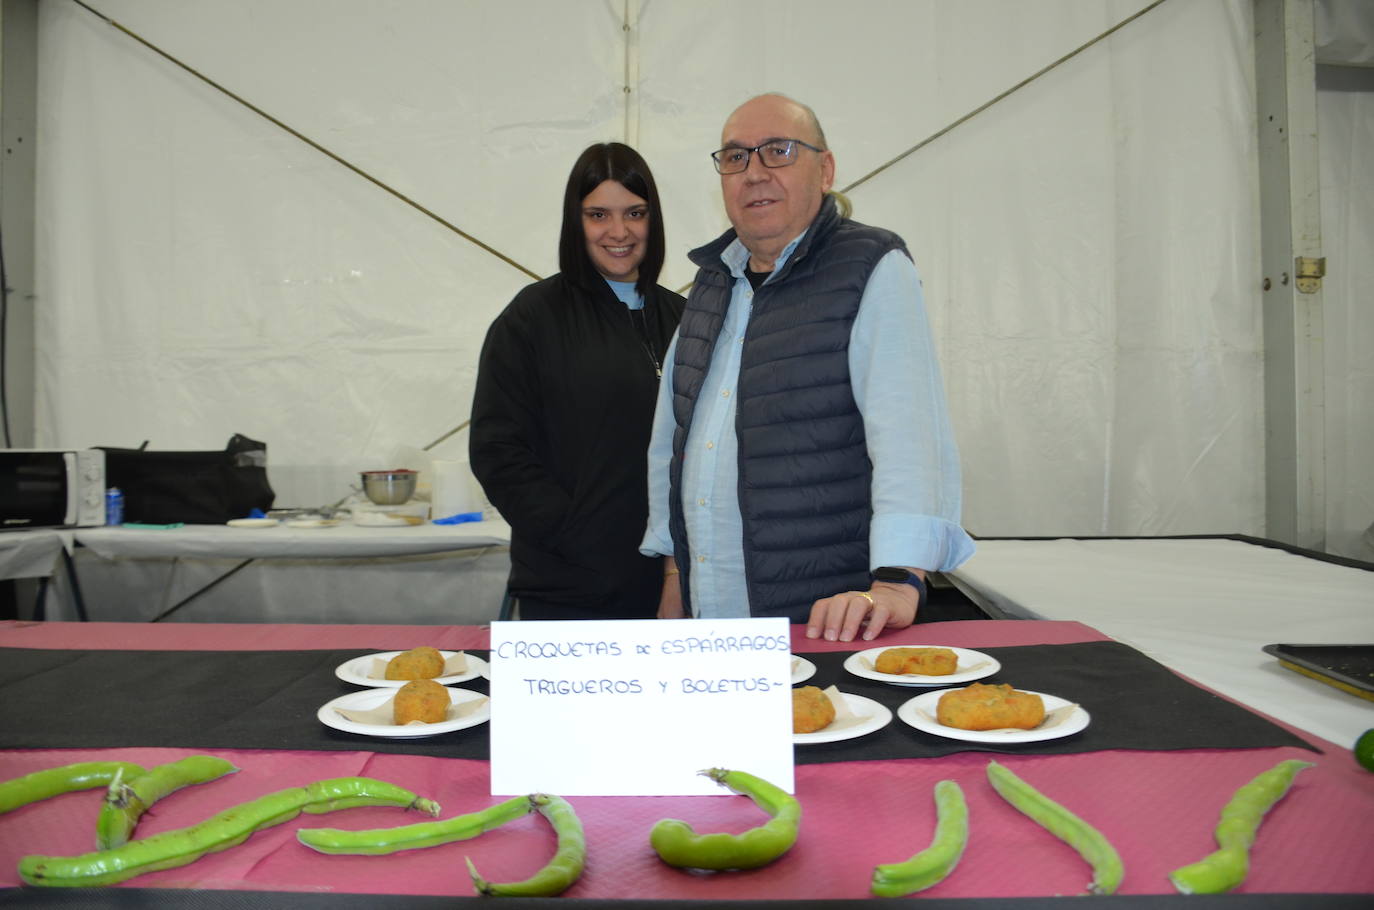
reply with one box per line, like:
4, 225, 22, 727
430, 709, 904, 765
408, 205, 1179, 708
871, 779, 968, 897
986, 760, 1123, 895
297, 794, 532, 855
1168, 758, 1315, 895
649, 767, 800, 871
0, 761, 146, 815
466, 793, 585, 897
96, 755, 238, 850
19, 776, 440, 887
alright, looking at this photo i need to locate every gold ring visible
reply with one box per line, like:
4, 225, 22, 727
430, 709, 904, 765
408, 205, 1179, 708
853, 590, 875, 605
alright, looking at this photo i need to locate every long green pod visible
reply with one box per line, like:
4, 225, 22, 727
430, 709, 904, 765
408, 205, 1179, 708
466, 793, 585, 897
871, 779, 968, 896
96, 755, 238, 849
19, 776, 440, 887
649, 768, 800, 871
297, 795, 532, 855
1169, 758, 1315, 895
0, 761, 146, 815
986, 760, 1123, 895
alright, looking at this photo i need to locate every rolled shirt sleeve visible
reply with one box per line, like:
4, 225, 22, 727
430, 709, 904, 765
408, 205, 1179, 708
640, 334, 679, 559
850, 250, 976, 572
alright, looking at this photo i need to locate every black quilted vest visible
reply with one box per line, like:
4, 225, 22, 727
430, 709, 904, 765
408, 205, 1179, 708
669, 195, 909, 620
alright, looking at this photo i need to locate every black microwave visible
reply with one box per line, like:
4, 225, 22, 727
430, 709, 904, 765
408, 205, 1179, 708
0, 449, 107, 529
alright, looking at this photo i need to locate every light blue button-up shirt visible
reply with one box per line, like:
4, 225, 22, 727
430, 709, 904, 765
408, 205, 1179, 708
640, 232, 975, 619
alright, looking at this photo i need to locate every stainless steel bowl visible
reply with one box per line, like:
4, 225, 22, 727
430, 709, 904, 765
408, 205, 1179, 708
360, 470, 418, 505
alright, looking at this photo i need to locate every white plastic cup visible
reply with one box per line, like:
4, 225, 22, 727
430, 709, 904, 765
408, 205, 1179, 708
430, 459, 482, 520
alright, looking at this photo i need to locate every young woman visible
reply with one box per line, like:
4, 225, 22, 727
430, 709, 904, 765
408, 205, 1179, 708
470, 143, 684, 620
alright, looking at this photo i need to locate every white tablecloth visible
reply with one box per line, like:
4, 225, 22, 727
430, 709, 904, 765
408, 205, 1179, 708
948, 537, 1374, 748
75, 520, 511, 560
0, 529, 70, 580
35, 521, 514, 625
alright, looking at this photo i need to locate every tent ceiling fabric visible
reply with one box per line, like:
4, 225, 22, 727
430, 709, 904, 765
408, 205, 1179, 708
29, 0, 1370, 557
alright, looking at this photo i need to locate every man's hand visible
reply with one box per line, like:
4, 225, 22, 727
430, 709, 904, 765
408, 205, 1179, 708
805, 581, 919, 642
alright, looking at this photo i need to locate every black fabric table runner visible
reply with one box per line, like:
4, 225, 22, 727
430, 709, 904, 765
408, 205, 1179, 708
794, 641, 1316, 761
0, 641, 1313, 762
0, 648, 492, 760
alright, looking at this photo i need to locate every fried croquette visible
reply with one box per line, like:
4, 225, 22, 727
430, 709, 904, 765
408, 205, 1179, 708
393, 679, 450, 725
936, 682, 1045, 731
874, 646, 959, 676
385, 646, 446, 680
792, 685, 837, 734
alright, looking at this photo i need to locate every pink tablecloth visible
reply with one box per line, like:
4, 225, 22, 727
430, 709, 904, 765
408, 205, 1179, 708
1, 620, 1371, 900
0, 617, 1109, 653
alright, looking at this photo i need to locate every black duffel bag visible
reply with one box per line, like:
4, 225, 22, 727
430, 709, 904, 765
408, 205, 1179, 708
100, 434, 276, 524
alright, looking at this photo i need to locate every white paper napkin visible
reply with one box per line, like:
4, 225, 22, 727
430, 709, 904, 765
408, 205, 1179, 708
336, 691, 489, 727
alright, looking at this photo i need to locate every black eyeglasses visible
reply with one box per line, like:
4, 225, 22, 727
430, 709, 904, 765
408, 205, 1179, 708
710, 138, 824, 175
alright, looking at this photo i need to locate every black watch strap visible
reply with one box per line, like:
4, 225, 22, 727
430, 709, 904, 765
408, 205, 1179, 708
872, 566, 928, 610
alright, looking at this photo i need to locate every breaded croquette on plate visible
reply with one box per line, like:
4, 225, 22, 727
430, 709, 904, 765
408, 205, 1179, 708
385, 646, 446, 680
792, 685, 837, 733
874, 646, 959, 676
936, 682, 1045, 731
393, 679, 450, 724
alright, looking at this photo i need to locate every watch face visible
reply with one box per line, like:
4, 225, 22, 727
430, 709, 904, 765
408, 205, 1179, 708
873, 567, 911, 583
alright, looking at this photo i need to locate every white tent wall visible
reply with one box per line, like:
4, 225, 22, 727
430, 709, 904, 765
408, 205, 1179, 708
1316, 2, 1374, 562
1317, 76, 1374, 561
35, 0, 627, 508
27, 1, 1364, 554
847, 0, 1264, 539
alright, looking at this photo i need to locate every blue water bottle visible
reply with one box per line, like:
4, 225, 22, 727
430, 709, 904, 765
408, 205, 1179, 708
106, 488, 124, 526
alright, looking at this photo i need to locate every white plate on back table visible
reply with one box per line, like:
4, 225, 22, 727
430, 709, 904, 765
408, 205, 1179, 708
843, 646, 1000, 687
896, 688, 1090, 743
335, 650, 487, 687
286, 518, 340, 529
791, 656, 817, 685
793, 692, 892, 745
318, 686, 490, 739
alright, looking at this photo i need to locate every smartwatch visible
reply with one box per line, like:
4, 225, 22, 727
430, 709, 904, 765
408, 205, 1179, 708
872, 566, 928, 611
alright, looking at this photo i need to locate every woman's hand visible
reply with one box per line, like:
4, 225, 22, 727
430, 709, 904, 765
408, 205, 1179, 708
657, 559, 683, 619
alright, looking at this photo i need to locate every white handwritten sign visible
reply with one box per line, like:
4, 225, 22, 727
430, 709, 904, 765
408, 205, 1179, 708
488, 617, 794, 796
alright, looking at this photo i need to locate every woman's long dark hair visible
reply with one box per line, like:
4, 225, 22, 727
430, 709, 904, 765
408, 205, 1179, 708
558, 142, 665, 298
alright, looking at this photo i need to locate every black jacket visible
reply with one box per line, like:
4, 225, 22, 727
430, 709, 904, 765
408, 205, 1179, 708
470, 273, 684, 618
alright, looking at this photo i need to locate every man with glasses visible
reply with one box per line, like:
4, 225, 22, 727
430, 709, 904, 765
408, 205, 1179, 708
641, 93, 974, 642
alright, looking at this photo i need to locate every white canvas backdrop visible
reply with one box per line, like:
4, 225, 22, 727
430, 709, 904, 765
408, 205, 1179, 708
29, 0, 1373, 558
1316, 66, 1374, 562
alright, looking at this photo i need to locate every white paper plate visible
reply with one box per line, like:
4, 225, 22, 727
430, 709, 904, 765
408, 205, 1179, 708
317, 686, 490, 738
793, 692, 893, 745
335, 650, 487, 687
226, 517, 279, 528
791, 655, 817, 685
353, 512, 424, 527
843, 646, 1000, 687
286, 518, 340, 529
896, 688, 1090, 743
